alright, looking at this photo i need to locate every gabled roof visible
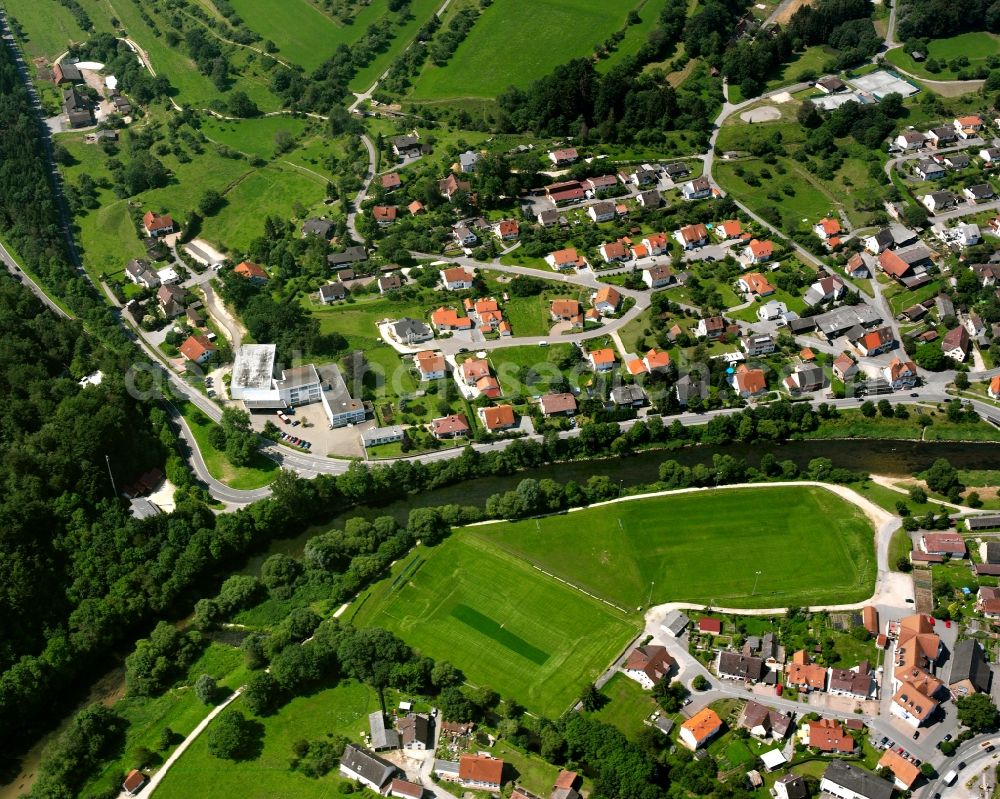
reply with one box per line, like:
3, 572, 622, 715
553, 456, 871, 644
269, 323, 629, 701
748, 239, 773, 258
623, 644, 674, 683
588, 348, 616, 365
680, 707, 722, 741
179, 334, 216, 362
480, 405, 515, 430
461, 358, 490, 381
235, 261, 268, 280
817, 217, 841, 236
823, 761, 892, 799
594, 285, 621, 307
431, 413, 470, 436
458, 755, 503, 784
808, 719, 854, 753
342, 744, 396, 788
679, 223, 708, 242
950, 638, 991, 693
539, 392, 577, 415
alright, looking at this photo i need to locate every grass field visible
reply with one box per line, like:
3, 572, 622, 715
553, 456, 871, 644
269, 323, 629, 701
408, 0, 648, 100
486, 343, 581, 397
589, 673, 659, 739
476, 486, 876, 609
805, 408, 1000, 442
180, 402, 278, 489
199, 116, 314, 159
4, 0, 114, 59
155, 680, 380, 799
885, 32, 1000, 80
351, 537, 638, 716
81, 644, 249, 797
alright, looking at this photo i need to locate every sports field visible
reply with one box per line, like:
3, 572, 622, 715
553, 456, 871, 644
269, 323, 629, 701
351, 537, 638, 716
476, 486, 876, 609
408, 0, 648, 100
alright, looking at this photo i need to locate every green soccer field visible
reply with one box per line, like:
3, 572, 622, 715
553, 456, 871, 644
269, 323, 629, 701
351, 536, 639, 717
408, 0, 648, 100
474, 485, 877, 610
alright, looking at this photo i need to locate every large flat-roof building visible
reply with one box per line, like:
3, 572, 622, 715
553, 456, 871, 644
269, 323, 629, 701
230, 344, 365, 428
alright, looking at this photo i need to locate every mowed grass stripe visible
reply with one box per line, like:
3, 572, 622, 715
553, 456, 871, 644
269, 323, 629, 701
352, 536, 636, 716
471, 486, 875, 610
450, 604, 550, 665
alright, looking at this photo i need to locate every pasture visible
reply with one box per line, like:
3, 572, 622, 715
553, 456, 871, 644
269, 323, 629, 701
155, 680, 380, 799
3, 0, 113, 59
885, 32, 1000, 80
476, 486, 876, 609
351, 536, 638, 717
408, 0, 649, 100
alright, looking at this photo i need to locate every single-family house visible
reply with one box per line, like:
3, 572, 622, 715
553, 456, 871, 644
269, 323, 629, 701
739, 272, 775, 297
786, 651, 827, 692
460, 358, 490, 386
716, 219, 744, 239
853, 326, 895, 356
430, 307, 473, 332
588, 348, 616, 371
674, 223, 709, 249
414, 350, 447, 381
493, 219, 519, 241
925, 126, 958, 147
663, 161, 691, 180
804, 275, 846, 307
319, 282, 347, 304
817, 76, 846, 93
814, 217, 842, 241
588, 201, 617, 223
681, 177, 712, 200
440, 267, 474, 290
941, 325, 970, 361
739, 700, 793, 740
439, 174, 471, 201
234, 261, 268, 283
643, 264, 674, 289
431, 413, 470, 439
914, 159, 945, 180
379, 274, 403, 294
882, 357, 918, 389
179, 334, 217, 365
895, 131, 926, 150
372, 206, 397, 226
757, 299, 787, 321
622, 645, 675, 689
598, 240, 629, 263
156, 284, 186, 318
846, 253, 873, 278
142, 211, 174, 237
828, 664, 874, 698
478, 405, 516, 432
785, 364, 824, 393
550, 298, 583, 324
964, 183, 995, 203
548, 148, 578, 166
921, 190, 958, 212
742, 239, 774, 265
458, 755, 504, 790
696, 315, 726, 339
731, 365, 767, 397
610, 385, 646, 407
679, 708, 723, 750
122, 770, 147, 797
327, 246, 368, 268
453, 223, 478, 247
675, 374, 709, 406
806, 719, 854, 753
458, 150, 479, 173
592, 285, 622, 315
774, 774, 808, 799
954, 114, 984, 137
125, 258, 160, 289
391, 318, 433, 344
990, 374, 1000, 399
636, 188, 661, 208
392, 135, 422, 158
545, 248, 587, 271
539, 392, 577, 417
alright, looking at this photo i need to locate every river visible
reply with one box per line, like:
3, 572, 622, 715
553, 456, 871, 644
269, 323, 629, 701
244, 438, 1000, 568
5, 438, 998, 797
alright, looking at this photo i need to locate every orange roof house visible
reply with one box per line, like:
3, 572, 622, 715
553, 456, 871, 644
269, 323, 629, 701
588, 348, 616, 371
747, 239, 774, 260
551, 299, 583, 322
476, 376, 502, 399
458, 755, 503, 788
740, 272, 775, 296
643, 348, 671, 372
461, 358, 491, 384
234, 261, 268, 281
626, 359, 647, 375
786, 651, 827, 690
593, 285, 622, 312
408, 200, 425, 215
414, 350, 446, 377
990, 374, 1000, 399
474, 298, 499, 314
372, 205, 397, 224
815, 217, 842, 238
717, 219, 743, 238
142, 210, 174, 235
430, 307, 473, 330
178, 334, 217, 364
546, 247, 586, 270
733, 364, 766, 396
878, 749, 921, 790
679, 708, 723, 750
806, 719, 854, 753
478, 404, 515, 431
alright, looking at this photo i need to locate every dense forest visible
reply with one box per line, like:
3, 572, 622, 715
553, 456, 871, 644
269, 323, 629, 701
896, 0, 1000, 40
